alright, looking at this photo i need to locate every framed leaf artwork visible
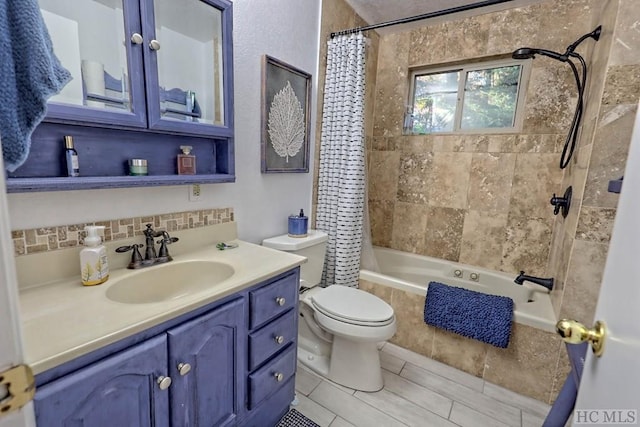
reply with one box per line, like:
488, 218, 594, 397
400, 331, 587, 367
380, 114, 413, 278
261, 55, 311, 173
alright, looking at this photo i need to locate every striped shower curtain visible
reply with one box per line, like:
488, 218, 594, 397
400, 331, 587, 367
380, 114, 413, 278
316, 33, 366, 288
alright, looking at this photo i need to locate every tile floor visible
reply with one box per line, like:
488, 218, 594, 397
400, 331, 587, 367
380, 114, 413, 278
293, 342, 551, 427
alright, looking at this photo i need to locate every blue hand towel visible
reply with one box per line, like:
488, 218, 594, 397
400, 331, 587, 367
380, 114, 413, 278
424, 281, 514, 348
0, 0, 71, 172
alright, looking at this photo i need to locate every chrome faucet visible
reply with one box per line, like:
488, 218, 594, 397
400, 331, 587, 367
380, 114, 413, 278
116, 224, 179, 269
514, 271, 554, 291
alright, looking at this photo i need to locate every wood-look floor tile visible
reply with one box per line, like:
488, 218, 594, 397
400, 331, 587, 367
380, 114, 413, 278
523, 411, 548, 427
449, 402, 513, 427
308, 381, 406, 427
400, 363, 521, 426
329, 417, 356, 427
355, 388, 457, 427
380, 349, 406, 374
296, 365, 322, 396
383, 342, 484, 391
484, 381, 550, 419
381, 370, 452, 418
294, 393, 337, 427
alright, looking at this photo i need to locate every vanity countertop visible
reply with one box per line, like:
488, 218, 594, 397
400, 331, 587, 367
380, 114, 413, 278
18, 231, 305, 375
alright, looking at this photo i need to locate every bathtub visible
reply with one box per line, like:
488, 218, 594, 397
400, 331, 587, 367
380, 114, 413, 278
360, 246, 557, 332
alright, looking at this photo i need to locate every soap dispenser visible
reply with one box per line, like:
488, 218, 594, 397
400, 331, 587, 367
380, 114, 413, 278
80, 226, 109, 286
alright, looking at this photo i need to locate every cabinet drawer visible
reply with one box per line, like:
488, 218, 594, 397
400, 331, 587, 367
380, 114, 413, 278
249, 272, 298, 329
248, 309, 296, 370
247, 344, 296, 409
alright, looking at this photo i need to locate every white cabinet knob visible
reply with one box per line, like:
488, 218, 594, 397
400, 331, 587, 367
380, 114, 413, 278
274, 372, 284, 382
149, 39, 161, 51
275, 297, 286, 306
130, 33, 143, 45
157, 376, 172, 390
274, 335, 284, 344
177, 363, 191, 376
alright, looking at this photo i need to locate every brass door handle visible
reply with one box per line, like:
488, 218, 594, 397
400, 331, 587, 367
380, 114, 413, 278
556, 319, 606, 357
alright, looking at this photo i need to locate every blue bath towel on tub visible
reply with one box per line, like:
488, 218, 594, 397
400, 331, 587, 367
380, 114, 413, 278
0, 0, 71, 171
424, 281, 513, 348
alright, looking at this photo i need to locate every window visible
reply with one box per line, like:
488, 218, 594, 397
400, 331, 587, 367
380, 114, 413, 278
407, 59, 529, 134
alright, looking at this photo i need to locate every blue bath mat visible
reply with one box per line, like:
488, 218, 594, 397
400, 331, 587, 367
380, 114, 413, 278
424, 281, 514, 348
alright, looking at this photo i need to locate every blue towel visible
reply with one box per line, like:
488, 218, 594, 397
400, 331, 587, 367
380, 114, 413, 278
424, 281, 514, 348
0, 0, 71, 172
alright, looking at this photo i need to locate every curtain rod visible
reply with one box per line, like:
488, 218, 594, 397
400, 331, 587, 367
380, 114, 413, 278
330, 0, 514, 38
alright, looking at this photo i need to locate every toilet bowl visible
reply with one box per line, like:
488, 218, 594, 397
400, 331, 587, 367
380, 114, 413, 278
262, 230, 396, 392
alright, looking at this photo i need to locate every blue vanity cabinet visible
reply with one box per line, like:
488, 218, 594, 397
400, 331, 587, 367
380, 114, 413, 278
34, 335, 170, 427
167, 297, 244, 426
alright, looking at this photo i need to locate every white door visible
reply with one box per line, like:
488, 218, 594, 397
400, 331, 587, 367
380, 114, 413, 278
0, 150, 35, 427
572, 104, 640, 423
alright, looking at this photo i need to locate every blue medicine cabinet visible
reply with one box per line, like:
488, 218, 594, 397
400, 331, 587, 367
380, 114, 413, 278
7, 0, 234, 192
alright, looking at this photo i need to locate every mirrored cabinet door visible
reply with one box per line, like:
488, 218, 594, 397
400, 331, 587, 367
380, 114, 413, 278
142, 0, 233, 137
39, 0, 146, 127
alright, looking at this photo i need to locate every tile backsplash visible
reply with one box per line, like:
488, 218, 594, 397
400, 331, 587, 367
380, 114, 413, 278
12, 208, 233, 257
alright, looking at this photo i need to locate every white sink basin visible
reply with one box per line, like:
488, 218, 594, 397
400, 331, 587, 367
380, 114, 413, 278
106, 260, 235, 304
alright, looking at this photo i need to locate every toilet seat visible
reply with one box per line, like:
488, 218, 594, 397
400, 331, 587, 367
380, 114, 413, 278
310, 286, 395, 327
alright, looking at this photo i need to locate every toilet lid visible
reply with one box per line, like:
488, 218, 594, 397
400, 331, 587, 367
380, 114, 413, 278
310, 286, 394, 324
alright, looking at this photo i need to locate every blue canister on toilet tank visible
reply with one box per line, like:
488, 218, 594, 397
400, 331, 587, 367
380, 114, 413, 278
288, 209, 308, 237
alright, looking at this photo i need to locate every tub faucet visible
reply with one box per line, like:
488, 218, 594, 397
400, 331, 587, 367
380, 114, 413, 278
514, 271, 554, 291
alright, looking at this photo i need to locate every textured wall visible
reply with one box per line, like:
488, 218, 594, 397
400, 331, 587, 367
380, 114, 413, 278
368, 0, 601, 278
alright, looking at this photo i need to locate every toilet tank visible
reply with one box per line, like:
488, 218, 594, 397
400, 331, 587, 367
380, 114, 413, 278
262, 230, 328, 287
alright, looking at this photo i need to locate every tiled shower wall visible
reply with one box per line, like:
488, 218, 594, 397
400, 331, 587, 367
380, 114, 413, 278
368, 0, 599, 278
549, 0, 640, 324
11, 208, 233, 257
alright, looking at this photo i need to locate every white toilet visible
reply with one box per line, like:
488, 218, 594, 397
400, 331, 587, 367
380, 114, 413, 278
262, 230, 396, 392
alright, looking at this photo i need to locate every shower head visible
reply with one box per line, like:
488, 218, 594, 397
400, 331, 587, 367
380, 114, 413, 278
511, 47, 567, 62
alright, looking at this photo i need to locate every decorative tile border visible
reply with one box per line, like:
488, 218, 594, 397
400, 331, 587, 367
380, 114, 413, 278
12, 208, 234, 257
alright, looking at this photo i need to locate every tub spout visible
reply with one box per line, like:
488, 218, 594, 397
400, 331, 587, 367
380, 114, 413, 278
514, 271, 554, 291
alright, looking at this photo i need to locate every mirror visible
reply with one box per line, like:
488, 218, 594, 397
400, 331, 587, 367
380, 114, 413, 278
39, 0, 132, 112
153, 0, 225, 126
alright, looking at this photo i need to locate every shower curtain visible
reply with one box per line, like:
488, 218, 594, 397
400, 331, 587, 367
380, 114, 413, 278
316, 32, 368, 288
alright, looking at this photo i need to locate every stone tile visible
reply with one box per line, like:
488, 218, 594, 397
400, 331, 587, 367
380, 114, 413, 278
468, 153, 516, 214
397, 152, 432, 204
487, 135, 517, 153
390, 202, 428, 253
609, 0, 640, 66
401, 363, 521, 426
523, 63, 577, 134
309, 381, 406, 427
549, 346, 571, 405
368, 200, 394, 247
576, 206, 616, 243
368, 151, 400, 201
379, 369, 453, 418
559, 240, 609, 325
501, 216, 553, 276
383, 342, 484, 392
534, 0, 595, 52
449, 402, 511, 427
486, 5, 542, 55
409, 23, 447, 66
447, 15, 491, 60
584, 104, 636, 208
510, 153, 562, 220
459, 210, 508, 271
513, 134, 557, 153
602, 65, 640, 106
429, 152, 472, 209
358, 279, 392, 303
431, 329, 489, 378
354, 388, 457, 427
388, 289, 435, 357
402, 135, 433, 153
483, 324, 562, 402
423, 207, 465, 262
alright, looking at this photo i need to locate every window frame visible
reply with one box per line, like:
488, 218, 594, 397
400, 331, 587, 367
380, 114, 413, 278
406, 57, 531, 135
